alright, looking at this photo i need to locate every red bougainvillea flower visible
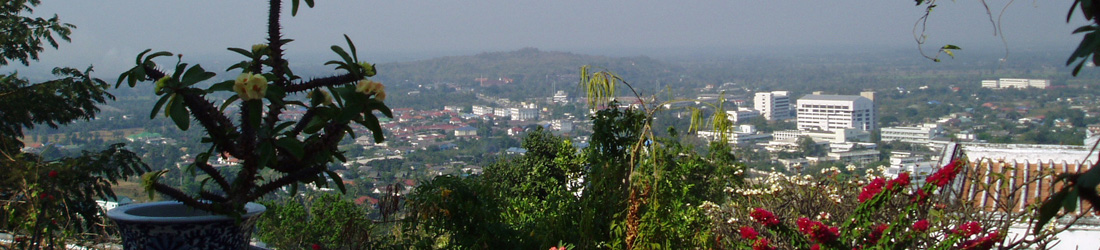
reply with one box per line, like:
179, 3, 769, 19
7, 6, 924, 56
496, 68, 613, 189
960, 231, 1002, 250
910, 189, 930, 204
865, 223, 889, 244
953, 221, 982, 237
752, 237, 774, 250
311, 244, 321, 250
750, 208, 780, 227
810, 244, 821, 250
885, 172, 910, 191
927, 159, 962, 187
739, 226, 759, 240
47, 170, 59, 178
858, 177, 886, 203
797, 217, 840, 243
912, 219, 930, 232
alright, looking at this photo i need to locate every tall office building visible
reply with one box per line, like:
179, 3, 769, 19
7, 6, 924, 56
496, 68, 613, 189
796, 94, 875, 132
754, 91, 791, 121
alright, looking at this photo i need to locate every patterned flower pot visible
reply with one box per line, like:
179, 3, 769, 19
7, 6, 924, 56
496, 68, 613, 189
107, 201, 266, 249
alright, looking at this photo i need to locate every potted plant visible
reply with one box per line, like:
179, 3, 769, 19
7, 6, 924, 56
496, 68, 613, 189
106, 0, 391, 248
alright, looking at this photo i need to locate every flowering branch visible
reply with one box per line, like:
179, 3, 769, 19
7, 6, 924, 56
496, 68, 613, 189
116, 0, 392, 216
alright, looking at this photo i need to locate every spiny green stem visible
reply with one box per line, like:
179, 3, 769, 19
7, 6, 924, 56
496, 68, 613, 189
288, 108, 317, 137
178, 90, 241, 158
249, 166, 324, 201
199, 191, 228, 203
267, 0, 287, 87
232, 101, 260, 205
264, 0, 289, 132
143, 65, 240, 158
285, 73, 360, 94
152, 182, 214, 212
194, 161, 231, 192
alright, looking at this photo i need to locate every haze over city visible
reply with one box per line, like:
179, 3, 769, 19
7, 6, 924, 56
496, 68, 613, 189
13, 0, 1100, 249
14, 0, 1088, 75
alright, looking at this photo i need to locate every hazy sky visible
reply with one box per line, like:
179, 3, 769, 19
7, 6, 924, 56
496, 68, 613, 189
15, 1, 1087, 75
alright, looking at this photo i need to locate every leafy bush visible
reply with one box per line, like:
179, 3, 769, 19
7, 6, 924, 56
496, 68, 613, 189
256, 193, 376, 249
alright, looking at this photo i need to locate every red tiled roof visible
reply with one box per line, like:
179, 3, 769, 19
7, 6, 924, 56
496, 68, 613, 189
355, 196, 379, 205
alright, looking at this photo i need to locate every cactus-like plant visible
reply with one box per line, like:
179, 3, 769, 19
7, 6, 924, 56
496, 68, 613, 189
116, 0, 391, 215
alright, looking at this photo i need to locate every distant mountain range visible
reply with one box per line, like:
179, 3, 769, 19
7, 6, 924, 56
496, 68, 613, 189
371, 47, 680, 89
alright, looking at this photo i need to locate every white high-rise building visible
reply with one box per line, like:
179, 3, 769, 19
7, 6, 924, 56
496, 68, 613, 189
754, 91, 791, 121
510, 107, 539, 121
552, 91, 569, 103
471, 105, 494, 116
726, 108, 761, 124
796, 94, 875, 132
880, 123, 942, 144
981, 78, 1050, 89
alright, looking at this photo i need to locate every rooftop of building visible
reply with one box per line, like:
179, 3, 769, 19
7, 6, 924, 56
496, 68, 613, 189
798, 94, 866, 102
955, 142, 1098, 164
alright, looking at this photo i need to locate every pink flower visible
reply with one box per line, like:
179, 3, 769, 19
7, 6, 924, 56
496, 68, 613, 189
859, 178, 886, 203
910, 189, 930, 204
953, 221, 982, 237
549, 247, 566, 250
750, 208, 780, 227
927, 160, 962, 187
311, 244, 321, 250
960, 231, 1001, 250
912, 219, 930, 232
865, 223, 889, 244
797, 217, 840, 243
886, 172, 910, 190
739, 226, 759, 240
752, 237, 773, 250
811, 244, 821, 250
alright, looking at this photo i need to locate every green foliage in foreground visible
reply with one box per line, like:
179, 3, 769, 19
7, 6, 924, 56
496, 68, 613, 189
1, 1, 149, 248
404, 107, 743, 249
257, 194, 376, 250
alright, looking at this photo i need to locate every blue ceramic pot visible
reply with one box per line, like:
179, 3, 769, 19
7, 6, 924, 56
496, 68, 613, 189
107, 201, 266, 250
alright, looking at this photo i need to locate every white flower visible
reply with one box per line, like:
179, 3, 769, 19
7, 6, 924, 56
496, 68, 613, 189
698, 201, 719, 211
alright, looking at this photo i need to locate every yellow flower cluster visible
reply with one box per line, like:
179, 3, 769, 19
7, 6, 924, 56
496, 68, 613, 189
154, 76, 170, 94
251, 43, 268, 53
309, 90, 333, 106
355, 80, 386, 101
234, 73, 268, 101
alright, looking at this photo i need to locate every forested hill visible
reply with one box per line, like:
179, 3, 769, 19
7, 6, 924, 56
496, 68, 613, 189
371, 47, 681, 92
